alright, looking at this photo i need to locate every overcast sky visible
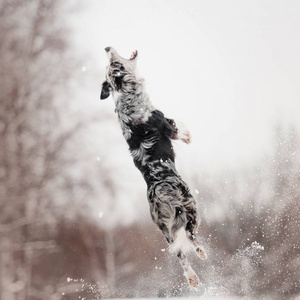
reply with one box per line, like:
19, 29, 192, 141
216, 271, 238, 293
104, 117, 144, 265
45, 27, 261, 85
69, 0, 300, 172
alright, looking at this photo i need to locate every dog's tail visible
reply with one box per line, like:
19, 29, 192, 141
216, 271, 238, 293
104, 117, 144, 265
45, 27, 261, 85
169, 226, 194, 254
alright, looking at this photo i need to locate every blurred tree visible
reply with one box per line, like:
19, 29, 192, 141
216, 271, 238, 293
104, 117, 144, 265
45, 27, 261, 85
0, 1, 86, 299
0, 2, 144, 299
192, 125, 300, 298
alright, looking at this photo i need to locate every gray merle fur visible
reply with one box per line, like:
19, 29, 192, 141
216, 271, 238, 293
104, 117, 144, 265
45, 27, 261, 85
100, 47, 207, 288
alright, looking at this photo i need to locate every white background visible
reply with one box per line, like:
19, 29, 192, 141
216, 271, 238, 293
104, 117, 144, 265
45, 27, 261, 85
70, 0, 300, 171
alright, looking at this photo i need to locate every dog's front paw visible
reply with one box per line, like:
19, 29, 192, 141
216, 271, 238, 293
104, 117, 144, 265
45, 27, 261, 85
180, 130, 191, 144
176, 122, 191, 144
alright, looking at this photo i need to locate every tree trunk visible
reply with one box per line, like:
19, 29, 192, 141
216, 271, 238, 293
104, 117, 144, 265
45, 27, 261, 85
105, 230, 116, 296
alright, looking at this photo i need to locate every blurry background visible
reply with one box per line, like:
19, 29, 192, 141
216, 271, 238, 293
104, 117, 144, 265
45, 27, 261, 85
0, 0, 299, 299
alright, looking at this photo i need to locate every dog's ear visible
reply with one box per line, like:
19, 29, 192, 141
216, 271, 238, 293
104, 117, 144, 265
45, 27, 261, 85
100, 81, 112, 100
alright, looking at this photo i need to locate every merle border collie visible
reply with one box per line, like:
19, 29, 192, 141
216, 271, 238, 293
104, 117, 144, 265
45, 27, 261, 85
100, 47, 207, 288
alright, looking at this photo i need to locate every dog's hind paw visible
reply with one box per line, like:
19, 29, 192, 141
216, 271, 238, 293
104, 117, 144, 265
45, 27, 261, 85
184, 267, 200, 289
196, 246, 207, 260
187, 273, 200, 289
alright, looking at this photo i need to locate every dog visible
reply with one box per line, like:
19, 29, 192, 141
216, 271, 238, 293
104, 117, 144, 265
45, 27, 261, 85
100, 47, 207, 288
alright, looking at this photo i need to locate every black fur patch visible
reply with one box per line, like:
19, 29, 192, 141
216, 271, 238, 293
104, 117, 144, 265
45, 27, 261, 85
125, 110, 176, 185
114, 75, 124, 90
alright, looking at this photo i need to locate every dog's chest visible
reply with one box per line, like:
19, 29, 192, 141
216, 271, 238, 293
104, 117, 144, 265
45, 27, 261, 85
115, 97, 152, 139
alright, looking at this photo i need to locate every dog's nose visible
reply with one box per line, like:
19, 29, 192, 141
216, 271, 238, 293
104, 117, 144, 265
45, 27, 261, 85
105, 47, 111, 52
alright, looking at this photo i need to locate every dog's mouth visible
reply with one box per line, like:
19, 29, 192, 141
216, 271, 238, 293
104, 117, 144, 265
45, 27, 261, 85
129, 50, 138, 60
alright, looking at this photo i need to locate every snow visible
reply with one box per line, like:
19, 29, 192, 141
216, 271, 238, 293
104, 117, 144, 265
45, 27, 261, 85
106, 298, 244, 300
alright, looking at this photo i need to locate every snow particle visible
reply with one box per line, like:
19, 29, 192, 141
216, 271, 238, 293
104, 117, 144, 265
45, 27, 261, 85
98, 211, 103, 218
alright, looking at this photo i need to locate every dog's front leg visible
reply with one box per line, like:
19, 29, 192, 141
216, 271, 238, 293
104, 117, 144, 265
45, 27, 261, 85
166, 118, 191, 144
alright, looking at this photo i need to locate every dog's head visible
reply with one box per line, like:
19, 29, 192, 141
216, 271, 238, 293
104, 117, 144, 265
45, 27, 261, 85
100, 47, 140, 100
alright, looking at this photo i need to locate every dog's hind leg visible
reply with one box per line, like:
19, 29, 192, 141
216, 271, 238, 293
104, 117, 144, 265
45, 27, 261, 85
189, 236, 208, 260
184, 226, 208, 260
183, 201, 208, 260
177, 251, 200, 289
173, 225, 208, 260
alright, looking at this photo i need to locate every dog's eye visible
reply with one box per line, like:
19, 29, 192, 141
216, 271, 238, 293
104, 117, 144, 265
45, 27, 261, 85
113, 70, 121, 76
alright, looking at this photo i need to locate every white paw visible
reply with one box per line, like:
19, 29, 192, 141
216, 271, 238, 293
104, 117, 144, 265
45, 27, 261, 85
176, 122, 191, 144
196, 246, 208, 260
185, 267, 200, 289
187, 273, 200, 289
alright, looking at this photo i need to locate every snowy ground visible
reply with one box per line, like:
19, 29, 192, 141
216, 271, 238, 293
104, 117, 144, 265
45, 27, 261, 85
105, 298, 258, 300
